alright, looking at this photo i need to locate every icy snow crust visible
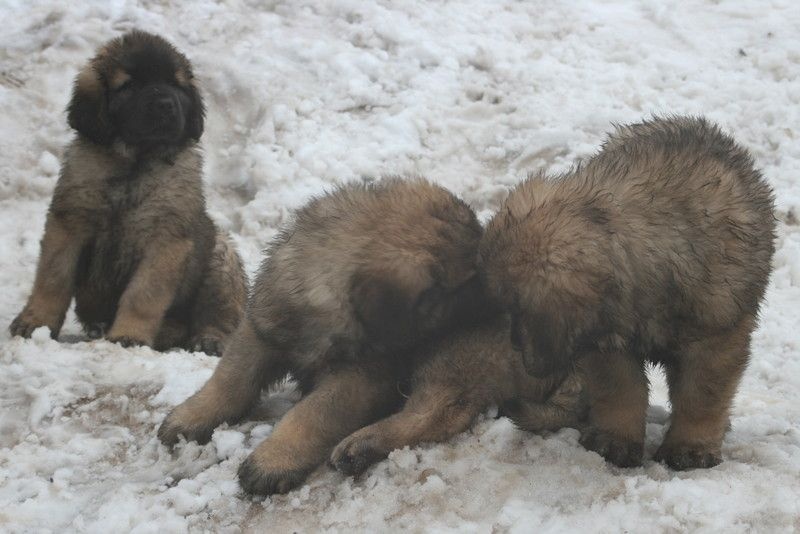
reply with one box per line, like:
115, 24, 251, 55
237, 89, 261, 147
1, 1, 799, 532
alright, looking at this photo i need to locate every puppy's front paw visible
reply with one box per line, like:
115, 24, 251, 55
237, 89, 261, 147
108, 320, 154, 348
190, 335, 224, 356
580, 427, 643, 468
654, 442, 721, 470
108, 335, 147, 348
9, 308, 58, 339
84, 322, 109, 339
330, 431, 388, 477
158, 407, 216, 448
237, 454, 312, 495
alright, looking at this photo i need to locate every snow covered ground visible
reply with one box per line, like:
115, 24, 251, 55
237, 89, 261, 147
1, 0, 799, 531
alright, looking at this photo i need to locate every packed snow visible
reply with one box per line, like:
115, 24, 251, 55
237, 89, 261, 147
1, 1, 799, 532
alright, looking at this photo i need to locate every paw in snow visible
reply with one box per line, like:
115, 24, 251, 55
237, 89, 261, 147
190, 335, 225, 356
237, 454, 312, 496
158, 407, 216, 448
579, 427, 643, 468
654, 442, 721, 470
9, 309, 57, 339
84, 322, 108, 339
330, 430, 388, 477
108, 335, 147, 348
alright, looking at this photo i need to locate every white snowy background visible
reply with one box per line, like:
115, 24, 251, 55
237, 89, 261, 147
1, 1, 799, 532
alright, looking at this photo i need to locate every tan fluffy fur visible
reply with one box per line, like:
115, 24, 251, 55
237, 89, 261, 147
480, 116, 775, 469
330, 313, 586, 476
158, 177, 486, 494
9, 31, 247, 355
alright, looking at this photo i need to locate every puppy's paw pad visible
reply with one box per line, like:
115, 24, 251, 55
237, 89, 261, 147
237, 456, 310, 495
330, 435, 386, 477
9, 317, 36, 338
85, 322, 109, 339
157, 410, 214, 448
580, 427, 643, 468
654, 443, 721, 470
9, 311, 52, 339
109, 335, 147, 348
190, 336, 224, 356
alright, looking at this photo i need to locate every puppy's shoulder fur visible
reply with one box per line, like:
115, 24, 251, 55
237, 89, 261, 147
249, 177, 483, 381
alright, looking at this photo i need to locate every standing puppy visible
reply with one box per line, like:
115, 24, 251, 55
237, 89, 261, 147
480, 116, 775, 469
331, 312, 586, 477
9, 31, 247, 355
158, 178, 485, 495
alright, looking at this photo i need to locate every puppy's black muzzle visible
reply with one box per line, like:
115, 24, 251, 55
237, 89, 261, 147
143, 85, 181, 125
125, 84, 185, 143
148, 95, 178, 122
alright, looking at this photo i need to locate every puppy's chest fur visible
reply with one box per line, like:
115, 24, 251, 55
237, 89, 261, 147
99, 167, 167, 243
56, 141, 206, 282
85, 176, 162, 279
104, 170, 154, 212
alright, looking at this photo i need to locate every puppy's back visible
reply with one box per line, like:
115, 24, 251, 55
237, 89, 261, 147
499, 116, 775, 327
249, 177, 483, 367
592, 116, 775, 319
591, 116, 773, 213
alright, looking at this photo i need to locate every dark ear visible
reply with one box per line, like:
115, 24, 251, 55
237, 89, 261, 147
518, 312, 567, 378
350, 270, 415, 345
67, 66, 114, 145
184, 81, 205, 140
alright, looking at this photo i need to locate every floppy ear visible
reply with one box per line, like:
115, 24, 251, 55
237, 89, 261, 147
184, 80, 205, 141
349, 270, 417, 345
67, 65, 114, 145
520, 312, 570, 378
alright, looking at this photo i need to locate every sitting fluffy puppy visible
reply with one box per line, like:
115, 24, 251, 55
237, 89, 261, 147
158, 177, 485, 495
9, 31, 247, 355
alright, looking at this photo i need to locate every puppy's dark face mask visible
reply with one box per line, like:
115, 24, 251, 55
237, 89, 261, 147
67, 30, 205, 149
109, 76, 192, 147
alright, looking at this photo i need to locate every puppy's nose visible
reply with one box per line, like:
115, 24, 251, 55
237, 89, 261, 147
150, 96, 177, 117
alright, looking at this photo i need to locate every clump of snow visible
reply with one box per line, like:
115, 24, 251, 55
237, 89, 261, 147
211, 429, 246, 461
2, 1, 800, 532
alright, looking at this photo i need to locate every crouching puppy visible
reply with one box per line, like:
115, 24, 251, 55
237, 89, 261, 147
158, 178, 484, 495
480, 116, 775, 470
330, 312, 586, 477
9, 31, 248, 355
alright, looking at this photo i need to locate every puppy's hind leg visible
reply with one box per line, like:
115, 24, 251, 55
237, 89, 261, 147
655, 315, 754, 470
158, 318, 286, 446
580, 350, 648, 468
153, 316, 190, 351
503, 372, 588, 433
189, 231, 248, 356
238, 364, 400, 495
331, 382, 484, 477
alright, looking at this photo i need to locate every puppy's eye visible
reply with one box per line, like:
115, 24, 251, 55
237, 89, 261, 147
112, 80, 132, 92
